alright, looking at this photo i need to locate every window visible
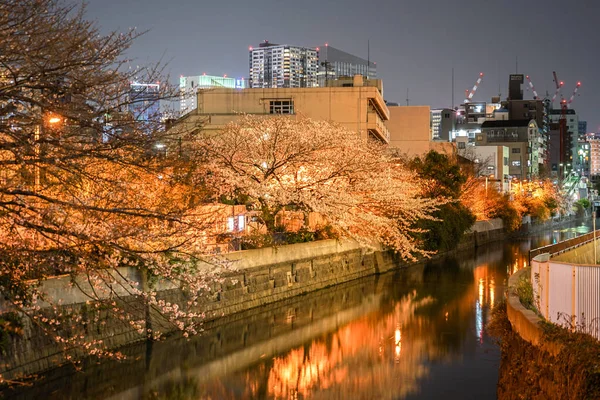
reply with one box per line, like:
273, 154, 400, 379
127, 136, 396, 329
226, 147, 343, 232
477, 135, 483, 141
504, 157, 509, 166
512, 161, 521, 167
458, 142, 466, 149
512, 148, 521, 153
270, 99, 294, 114
444, 113, 450, 118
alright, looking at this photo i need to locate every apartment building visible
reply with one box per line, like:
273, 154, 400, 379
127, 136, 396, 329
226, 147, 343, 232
249, 41, 319, 89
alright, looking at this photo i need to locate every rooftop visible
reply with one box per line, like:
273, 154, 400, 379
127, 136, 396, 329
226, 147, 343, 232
481, 119, 531, 128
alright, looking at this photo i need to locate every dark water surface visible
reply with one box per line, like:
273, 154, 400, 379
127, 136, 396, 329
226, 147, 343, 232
3, 221, 593, 400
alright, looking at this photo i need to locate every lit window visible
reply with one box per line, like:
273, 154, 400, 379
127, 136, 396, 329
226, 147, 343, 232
512, 161, 521, 167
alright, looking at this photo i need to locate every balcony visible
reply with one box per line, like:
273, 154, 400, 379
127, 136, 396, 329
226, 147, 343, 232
367, 111, 390, 143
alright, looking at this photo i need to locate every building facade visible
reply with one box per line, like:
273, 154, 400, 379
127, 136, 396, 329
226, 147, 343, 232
430, 108, 455, 141
477, 119, 541, 179
248, 41, 319, 89
589, 136, 600, 181
317, 45, 376, 87
180, 75, 246, 115
175, 75, 389, 143
456, 137, 510, 192
386, 106, 453, 156
128, 82, 160, 122
549, 108, 579, 174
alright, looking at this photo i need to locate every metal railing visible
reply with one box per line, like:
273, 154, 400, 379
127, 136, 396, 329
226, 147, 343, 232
529, 229, 600, 265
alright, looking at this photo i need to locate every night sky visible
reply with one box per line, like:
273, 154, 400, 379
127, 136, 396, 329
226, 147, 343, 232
85, 0, 599, 131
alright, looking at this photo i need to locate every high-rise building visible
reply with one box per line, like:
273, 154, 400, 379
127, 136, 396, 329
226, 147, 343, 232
179, 75, 246, 115
128, 82, 160, 122
317, 45, 376, 87
549, 108, 579, 172
588, 134, 600, 181
579, 120, 588, 135
248, 41, 319, 89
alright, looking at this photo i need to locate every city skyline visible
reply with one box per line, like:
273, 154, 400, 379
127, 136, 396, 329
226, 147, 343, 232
85, 0, 599, 130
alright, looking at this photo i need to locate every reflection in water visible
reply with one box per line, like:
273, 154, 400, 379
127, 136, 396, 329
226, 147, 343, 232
262, 292, 435, 399
3, 220, 593, 400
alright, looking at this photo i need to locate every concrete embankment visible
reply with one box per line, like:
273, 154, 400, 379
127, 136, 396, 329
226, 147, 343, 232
498, 262, 600, 399
1, 219, 504, 381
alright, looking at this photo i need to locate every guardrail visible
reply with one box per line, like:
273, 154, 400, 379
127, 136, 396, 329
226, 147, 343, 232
529, 229, 600, 265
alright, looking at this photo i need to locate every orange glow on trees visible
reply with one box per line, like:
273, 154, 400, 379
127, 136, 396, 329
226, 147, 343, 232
197, 115, 443, 260
0, 0, 233, 366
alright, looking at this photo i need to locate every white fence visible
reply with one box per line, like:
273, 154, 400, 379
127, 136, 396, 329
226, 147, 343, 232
531, 254, 600, 339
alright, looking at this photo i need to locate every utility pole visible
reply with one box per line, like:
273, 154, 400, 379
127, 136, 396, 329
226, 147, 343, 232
451, 67, 454, 109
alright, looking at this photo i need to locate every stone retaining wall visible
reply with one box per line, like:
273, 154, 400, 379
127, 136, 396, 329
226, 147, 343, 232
1, 240, 399, 380
1, 220, 505, 381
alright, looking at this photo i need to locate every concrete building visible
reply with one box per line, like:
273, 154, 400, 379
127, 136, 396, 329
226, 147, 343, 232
549, 108, 579, 172
385, 106, 453, 157
579, 120, 587, 135
508, 74, 524, 101
477, 119, 542, 179
174, 75, 390, 143
588, 134, 600, 182
430, 108, 455, 141
456, 136, 510, 192
317, 45, 376, 87
128, 82, 160, 122
507, 99, 546, 132
249, 41, 319, 89
180, 75, 246, 115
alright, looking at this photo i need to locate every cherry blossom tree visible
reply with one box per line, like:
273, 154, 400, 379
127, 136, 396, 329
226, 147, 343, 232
0, 0, 227, 374
196, 114, 443, 260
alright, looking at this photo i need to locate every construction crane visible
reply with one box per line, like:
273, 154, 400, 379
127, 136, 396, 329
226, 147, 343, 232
551, 71, 564, 105
464, 72, 484, 103
525, 75, 539, 99
567, 81, 582, 106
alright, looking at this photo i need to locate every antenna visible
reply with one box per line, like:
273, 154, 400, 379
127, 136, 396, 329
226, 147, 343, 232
367, 39, 370, 79
516, 55, 518, 73
451, 67, 454, 109
406, 88, 410, 106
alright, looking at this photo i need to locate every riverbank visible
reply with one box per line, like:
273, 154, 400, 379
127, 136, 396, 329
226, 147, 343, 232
494, 249, 600, 399
0, 219, 505, 382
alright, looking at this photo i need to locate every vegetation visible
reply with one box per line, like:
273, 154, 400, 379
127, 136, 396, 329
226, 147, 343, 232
514, 275, 537, 312
0, 0, 235, 365
574, 198, 591, 217
490, 303, 600, 400
408, 151, 475, 252
198, 115, 443, 260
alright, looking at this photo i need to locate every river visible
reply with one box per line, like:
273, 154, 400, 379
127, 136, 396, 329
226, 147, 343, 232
2, 220, 593, 400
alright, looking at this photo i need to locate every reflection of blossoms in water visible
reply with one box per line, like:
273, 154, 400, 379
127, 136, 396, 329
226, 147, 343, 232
265, 291, 436, 400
